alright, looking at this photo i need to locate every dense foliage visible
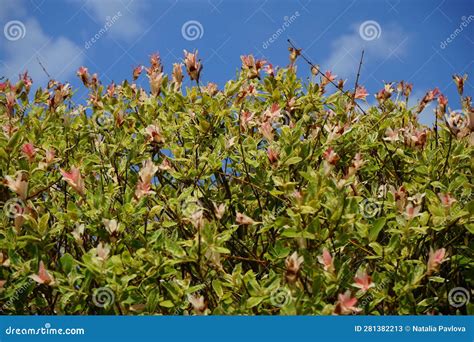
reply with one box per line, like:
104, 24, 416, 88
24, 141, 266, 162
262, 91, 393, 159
0, 50, 473, 315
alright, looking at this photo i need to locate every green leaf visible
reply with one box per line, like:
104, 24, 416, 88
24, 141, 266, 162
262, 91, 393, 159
159, 300, 174, 308
212, 279, 223, 298
369, 242, 383, 256
60, 253, 74, 274
7, 130, 21, 149
369, 217, 386, 242
284, 156, 302, 166
246, 297, 264, 308
428, 276, 445, 283
465, 223, 474, 234
37, 212, 50, 235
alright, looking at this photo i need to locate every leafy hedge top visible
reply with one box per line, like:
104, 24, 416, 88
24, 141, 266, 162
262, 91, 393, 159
0, 49, 473, 315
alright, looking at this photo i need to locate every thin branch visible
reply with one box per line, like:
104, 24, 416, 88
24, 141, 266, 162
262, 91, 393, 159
36, 57, 52, 79
133, 106, 147, 126
26, 177, 62, 200
238, 105, 263, 215
287, 38, 368, 116
222, 255, 268, 265
215, 171, 288, 204
353, 50, 365, 93
441, 133, 453, 176
350, 50, 365, 118
381, 139, 402, 183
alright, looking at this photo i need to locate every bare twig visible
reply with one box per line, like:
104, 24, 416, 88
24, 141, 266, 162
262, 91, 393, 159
350, 50, 365, 118
288, 41, 401, 183
287, 38, 367, 116
36, 57, 52, 79
353, 50, 365, 93
26, 177, 62, 200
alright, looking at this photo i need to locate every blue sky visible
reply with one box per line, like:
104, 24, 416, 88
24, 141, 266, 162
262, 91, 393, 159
0, 0, 472, 124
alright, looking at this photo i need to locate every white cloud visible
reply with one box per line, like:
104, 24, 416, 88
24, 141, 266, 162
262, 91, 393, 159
0, 18, 85, 85
72, 0, 148, 42
322, 22, 409, 79
0, 0, 26, 21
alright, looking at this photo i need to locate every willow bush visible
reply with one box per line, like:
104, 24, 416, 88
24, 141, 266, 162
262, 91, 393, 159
0, 49, 473, 315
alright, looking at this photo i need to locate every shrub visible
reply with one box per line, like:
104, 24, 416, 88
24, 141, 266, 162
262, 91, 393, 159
0, 50, 472, 315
